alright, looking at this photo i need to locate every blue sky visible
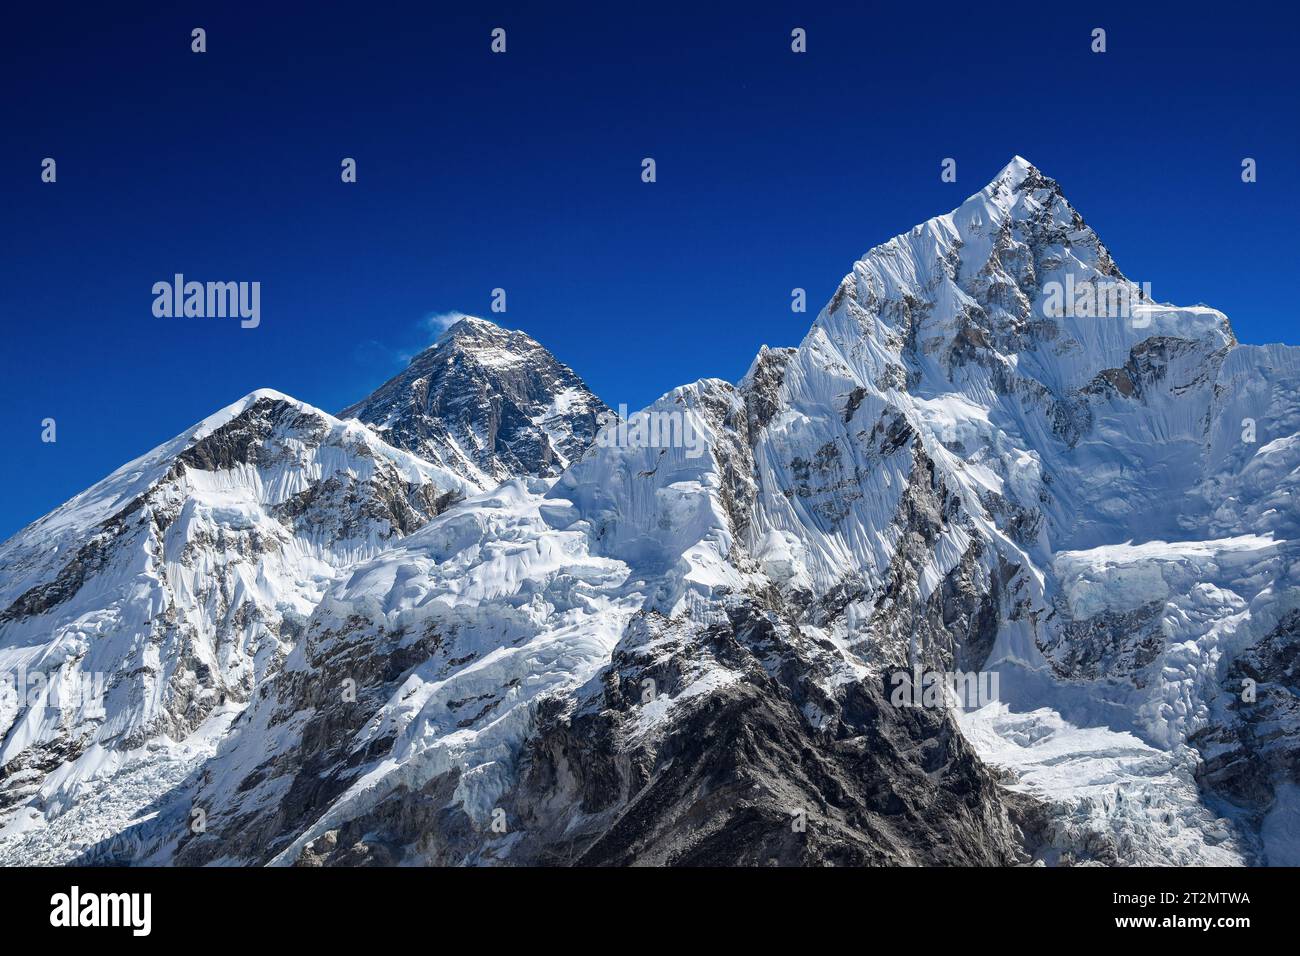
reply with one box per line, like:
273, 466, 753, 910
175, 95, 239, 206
2, 1, 1297, 539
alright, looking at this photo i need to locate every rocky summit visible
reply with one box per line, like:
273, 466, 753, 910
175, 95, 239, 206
339, 316, 609, 487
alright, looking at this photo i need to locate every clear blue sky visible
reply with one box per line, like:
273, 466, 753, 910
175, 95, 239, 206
2, 1, 1297, 539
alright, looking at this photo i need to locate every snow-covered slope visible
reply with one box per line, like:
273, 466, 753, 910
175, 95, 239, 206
9, 158, 1299, 867
0, 391, 473, 861
737, 156, 1295, 863
728, 157, 1295, 862
158, 376, 1030, 866
340, 317, 608, 487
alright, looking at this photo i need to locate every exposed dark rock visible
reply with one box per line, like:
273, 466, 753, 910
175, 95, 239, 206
340, 317, 608, 483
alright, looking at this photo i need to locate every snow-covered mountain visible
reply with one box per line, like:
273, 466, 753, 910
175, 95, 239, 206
4, 158, 1298, 867
0, 391, 482, 861
340, 316, 608, 487
0, 315, 615, 864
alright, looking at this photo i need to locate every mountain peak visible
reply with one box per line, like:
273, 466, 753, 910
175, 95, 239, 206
989, 154, 1038, 188
971, 155, 1064, 226
341, 319, 608, 486
812, 157, 1234, 399
191, 387, 336, 439
435, 314, 507, 344
421, 316, 557, 370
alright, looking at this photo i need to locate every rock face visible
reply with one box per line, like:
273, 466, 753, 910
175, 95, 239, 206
340, 317, 609, 487
501, 599, 1035, 867
6, 158, 1300, 868
1192, 609, 1300, 864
